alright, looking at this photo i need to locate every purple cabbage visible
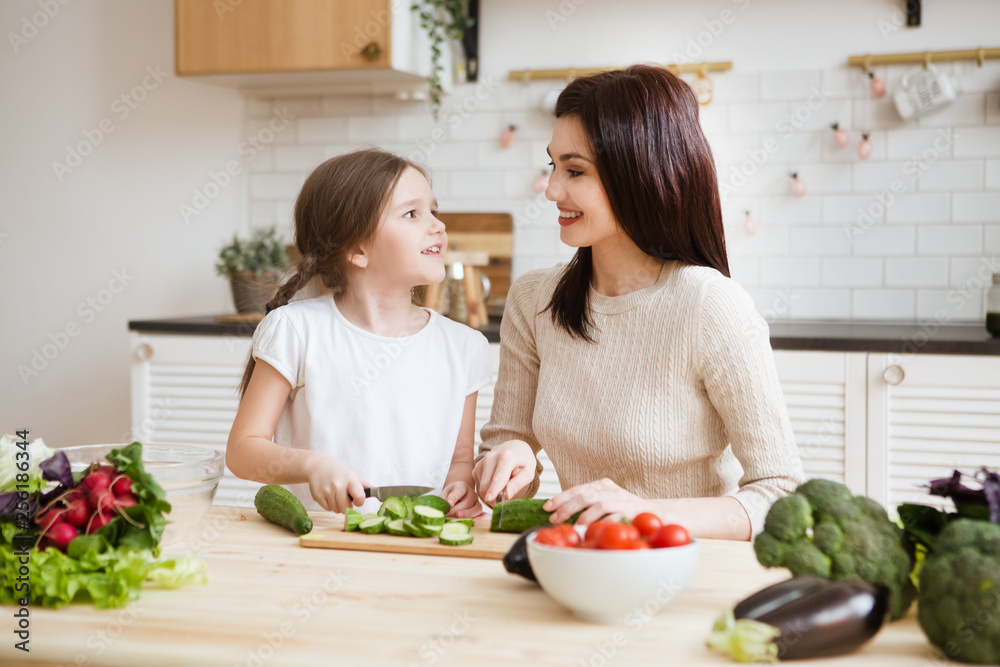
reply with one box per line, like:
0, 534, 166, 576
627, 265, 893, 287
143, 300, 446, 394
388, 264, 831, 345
40, 450, 73, 487
928, 468, 1000, 524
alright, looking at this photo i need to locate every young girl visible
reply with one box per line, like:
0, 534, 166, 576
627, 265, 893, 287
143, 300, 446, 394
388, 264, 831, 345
227, 149, 489, 518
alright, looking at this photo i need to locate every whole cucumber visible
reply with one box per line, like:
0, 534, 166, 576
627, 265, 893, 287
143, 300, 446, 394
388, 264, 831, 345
254, 485, 313, 535
489, 498, 582, 533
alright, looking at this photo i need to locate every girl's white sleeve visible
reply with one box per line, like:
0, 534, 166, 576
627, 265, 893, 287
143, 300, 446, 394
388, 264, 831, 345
251, 309, 303, 388
466, 334, 492, 395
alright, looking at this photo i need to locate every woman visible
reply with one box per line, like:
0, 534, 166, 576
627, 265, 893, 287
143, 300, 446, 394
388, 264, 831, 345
473, 65, 803, 541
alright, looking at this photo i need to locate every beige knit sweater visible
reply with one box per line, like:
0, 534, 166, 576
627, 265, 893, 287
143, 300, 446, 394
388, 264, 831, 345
479, 261, 804, 536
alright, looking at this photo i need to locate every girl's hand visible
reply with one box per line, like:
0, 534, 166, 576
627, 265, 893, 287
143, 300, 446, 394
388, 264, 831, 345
473, 440, 536, 506
442, 481, 481, 519
306, 455, 366, 514
544, 478, 651, 525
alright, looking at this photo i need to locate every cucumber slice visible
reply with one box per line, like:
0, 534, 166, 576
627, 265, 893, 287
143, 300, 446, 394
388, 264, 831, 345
381, 497, 407, 521
445, 518, 474, 529
359, 517, 387, 534
344, 508, 364, 532
403, 520, 430, 537
402, 496, 415, 520
386, 519, 407, 536
413, 506, 446, 526
439, 524, 474, 546
414, 495, 451, 515
422, 523, 444, 536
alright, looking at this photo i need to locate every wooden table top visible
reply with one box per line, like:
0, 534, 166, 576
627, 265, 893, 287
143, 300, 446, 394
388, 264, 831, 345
5, 506, 946, 667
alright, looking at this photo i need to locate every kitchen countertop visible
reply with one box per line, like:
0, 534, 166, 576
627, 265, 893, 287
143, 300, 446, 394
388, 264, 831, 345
12, 507, 942, 667
129, 316, 1000, 355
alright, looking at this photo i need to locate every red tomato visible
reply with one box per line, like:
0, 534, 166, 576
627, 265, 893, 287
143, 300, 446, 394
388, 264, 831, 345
632, 512, 663, 538
583, 521, 611, 548
597, 523, 643, 550
553, 524, 581, 547
649, 524, 690, 548
535, 527, 575, 548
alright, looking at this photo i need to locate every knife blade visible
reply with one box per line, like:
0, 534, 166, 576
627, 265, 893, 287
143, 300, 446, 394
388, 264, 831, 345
362, 485, 434, 501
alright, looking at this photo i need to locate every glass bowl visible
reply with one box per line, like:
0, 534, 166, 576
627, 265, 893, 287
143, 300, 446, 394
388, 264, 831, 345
57, 443, 224, 548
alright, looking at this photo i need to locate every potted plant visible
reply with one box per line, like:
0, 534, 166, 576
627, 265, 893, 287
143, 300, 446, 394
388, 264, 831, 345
215, 226, 290, 314
412, 0, 475, 119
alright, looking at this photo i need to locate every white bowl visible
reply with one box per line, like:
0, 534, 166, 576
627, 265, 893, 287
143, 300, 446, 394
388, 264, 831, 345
58, 443, 224, 548
526, 528, 699, 624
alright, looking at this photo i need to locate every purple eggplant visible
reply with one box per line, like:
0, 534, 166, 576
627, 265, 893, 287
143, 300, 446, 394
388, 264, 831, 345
708, 576, 890, 662
502, 526, 544, 582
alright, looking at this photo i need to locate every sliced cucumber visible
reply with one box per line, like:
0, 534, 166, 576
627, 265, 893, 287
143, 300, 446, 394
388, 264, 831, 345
445, 518, 474, 529
381, 497, 407, 520
414, 495, 451, 515
386, 519, 408, 536
403, 520, 431, 538
359, 517, 387, 534
421, 523, 444, 536
344, 508, 364, 532
439, 523, 474, 546
413, 506, 446, 526
402, 496, 415, 520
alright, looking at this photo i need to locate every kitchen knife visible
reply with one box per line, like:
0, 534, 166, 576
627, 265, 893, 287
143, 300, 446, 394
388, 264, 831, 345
362, 485, 434, 501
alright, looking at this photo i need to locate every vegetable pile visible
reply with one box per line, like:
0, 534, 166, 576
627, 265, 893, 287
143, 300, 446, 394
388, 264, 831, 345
346, 494, 475, 546
0, 435, 205, 608
899, 468, 1000, 665
752, 478, 916, 621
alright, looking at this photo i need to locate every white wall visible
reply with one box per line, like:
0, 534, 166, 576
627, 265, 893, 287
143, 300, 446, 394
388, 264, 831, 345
0, 0, 244, 445
247, 0, 1000, 321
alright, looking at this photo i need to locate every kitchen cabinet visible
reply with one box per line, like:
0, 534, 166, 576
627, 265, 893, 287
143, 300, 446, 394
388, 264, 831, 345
130, 333, 562, 505
775, 350, 1000, 510
174, 0, 439, 94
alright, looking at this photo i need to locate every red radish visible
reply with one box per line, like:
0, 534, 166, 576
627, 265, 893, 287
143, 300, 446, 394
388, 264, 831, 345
89, 488, 115, 513
87, 512, 113, 534
35, 510, 65, 531
111, 475, 133, 497
48, 522, 78, 550
115, 494, 138, 509
83, 470, 112, 492
63, 498, 90, 527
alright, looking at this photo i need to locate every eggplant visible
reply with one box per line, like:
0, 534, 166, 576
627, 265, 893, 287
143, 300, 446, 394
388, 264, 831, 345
502, 526, 544, 583
708, 577, 890, 662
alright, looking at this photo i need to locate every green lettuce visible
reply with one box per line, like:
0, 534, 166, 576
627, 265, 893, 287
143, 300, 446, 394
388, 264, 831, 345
0, 434, 53, 494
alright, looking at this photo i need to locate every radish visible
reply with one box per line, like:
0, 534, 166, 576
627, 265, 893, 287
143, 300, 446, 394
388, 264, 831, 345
48, 522, 78, 551
111, 475, 132, 497
88, 487, 115, 513
115, 494, 138, 509
63, 498, 90, 527
35, 510, 65, 531
83, 470, 112, 492
87, 512, 113, 534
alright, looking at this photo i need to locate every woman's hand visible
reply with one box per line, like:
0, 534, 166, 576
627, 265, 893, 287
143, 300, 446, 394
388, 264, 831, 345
306, 454, 366, 514
442, 481, 481, 519
544, 478, 652, 525
473, 440, 536, 506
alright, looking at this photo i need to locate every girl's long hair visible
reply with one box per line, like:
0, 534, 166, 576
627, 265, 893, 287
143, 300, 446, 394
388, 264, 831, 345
545, 64, 730, 341
238, 149, 426, 398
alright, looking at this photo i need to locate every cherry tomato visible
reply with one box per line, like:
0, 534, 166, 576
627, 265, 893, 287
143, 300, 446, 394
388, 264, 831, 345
535, 526, 579, 548
583, 521, 611, 548
649, 524, 690, 548
631, 512, 663, 538
596, 523, 643, 550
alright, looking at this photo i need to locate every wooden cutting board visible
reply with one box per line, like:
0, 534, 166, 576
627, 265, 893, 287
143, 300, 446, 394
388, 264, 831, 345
299, 513, 518, 559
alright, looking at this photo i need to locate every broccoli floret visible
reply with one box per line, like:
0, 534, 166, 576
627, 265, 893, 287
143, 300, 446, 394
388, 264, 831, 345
753, 478, 917, 621
918, 519, 1000, 665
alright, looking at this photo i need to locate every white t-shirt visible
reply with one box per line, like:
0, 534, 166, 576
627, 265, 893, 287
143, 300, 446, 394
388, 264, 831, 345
250, 293, 492, 513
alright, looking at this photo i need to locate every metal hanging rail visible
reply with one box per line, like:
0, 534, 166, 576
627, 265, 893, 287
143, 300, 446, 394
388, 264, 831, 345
847, 47, 1000, 71
507, 61, 733, 82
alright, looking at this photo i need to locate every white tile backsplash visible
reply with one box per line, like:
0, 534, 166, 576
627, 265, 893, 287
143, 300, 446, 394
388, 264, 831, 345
244, 64, 1000, 322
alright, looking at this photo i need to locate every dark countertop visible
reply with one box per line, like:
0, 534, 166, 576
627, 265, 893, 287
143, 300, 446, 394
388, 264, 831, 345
128, 316, 1000, 355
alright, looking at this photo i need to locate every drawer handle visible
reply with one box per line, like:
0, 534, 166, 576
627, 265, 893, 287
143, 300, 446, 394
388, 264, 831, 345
882, 365, 905, 386
136, 344, 154, 361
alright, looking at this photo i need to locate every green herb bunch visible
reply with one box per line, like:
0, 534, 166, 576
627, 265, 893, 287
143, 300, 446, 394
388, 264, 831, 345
215, 226, 289, 279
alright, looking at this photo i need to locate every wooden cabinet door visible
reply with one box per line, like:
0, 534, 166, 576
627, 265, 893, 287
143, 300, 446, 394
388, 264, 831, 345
867, 353, 1000, 511
175, 0, 391, 75
773, 351, 868, 494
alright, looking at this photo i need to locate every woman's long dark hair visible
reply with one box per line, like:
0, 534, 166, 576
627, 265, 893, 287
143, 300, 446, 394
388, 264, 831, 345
545, 64, 730, 341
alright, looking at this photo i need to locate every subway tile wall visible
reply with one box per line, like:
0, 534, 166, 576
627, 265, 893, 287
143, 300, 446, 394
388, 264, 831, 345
245, 62, 1000, 322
